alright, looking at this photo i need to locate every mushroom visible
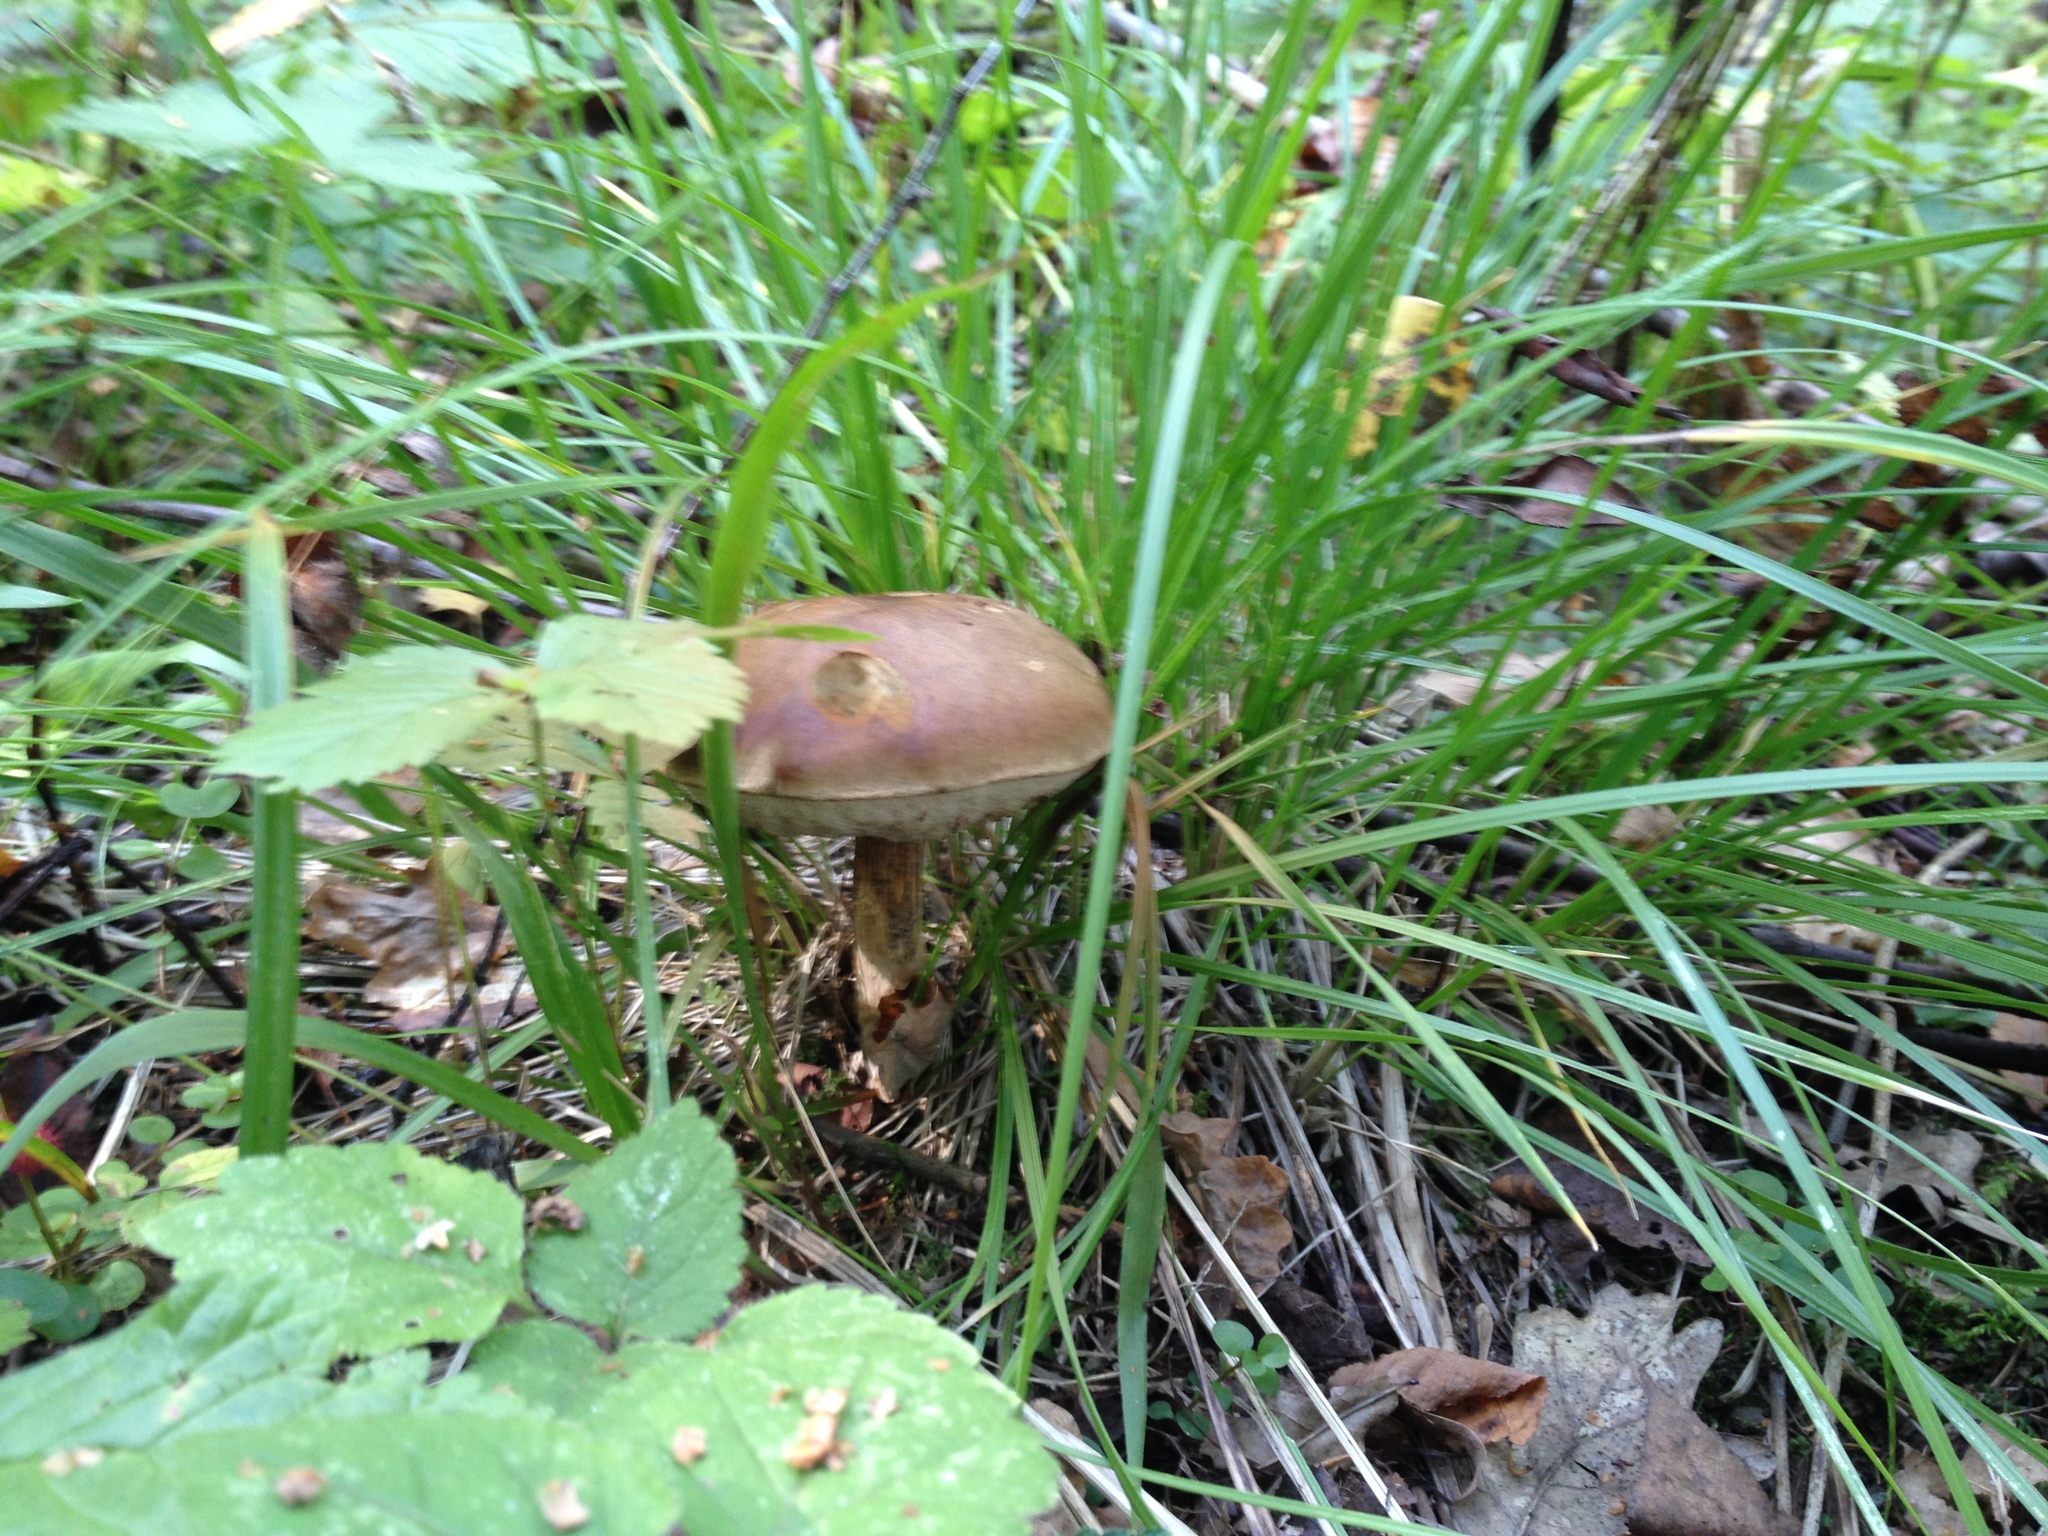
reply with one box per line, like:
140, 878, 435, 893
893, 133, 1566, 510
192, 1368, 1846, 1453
691, 592, 1111, 1095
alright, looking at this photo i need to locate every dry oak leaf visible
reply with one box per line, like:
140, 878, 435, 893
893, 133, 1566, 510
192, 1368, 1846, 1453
1160, 1112, 1236, 1175
303, 874, 509, 1012
1196, 1155, 1294, 1293
1450, 1285, 1793, 1536
1347, 1350, 1546, 1447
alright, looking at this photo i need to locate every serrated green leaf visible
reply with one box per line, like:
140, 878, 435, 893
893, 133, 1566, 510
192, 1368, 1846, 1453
0, 1273, 349, 1460
270, 79, 497, 195
139, 1142, 525, 1356
0, 1407, 673, 1536
215, 646, 508, 792
431, 702, 607, 774
59, 81, 286, 165
525, 1100, 744, 1342
585, 1288, 1058, 1536
528, 615, 748, 752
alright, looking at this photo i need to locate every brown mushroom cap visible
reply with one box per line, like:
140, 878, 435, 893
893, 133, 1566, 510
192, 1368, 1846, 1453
710, 591, 1112, 841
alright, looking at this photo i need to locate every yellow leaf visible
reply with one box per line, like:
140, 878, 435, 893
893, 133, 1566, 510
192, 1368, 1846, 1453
1348, 296, 1471, 456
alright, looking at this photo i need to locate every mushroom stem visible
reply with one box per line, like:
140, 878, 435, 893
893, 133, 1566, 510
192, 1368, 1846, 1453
853, 836, 925, 1004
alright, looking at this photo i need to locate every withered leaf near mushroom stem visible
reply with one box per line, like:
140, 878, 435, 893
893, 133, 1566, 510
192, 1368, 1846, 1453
1444, 456, 1642, 528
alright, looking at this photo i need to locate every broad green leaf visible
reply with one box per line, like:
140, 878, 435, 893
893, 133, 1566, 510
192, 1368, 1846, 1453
525, 1099, 744, 1342
0, 1270, 68, 1330
586, 776, 703, 846
59, 82, 285, 165
463, 1319, 608, 1412
585, 1287, 1058, 1536
139, 1143, 525, 1356
214, 646, 506, 792
0, 1273, 348, 1460
0, 1408, 672, 1536
0, 1299, 30, 1352
126, 1116, 174, 1148
528, 615, 748, 752
158, 780, 238, 820
268, 79, 496, 195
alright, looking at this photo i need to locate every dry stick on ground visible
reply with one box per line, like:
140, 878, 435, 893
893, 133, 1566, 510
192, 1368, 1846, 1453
1329, 1064, 1426, 1348
1377, 1059, 1454, 1346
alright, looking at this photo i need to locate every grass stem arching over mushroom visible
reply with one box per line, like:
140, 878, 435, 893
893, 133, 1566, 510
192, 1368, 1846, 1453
692, 592, 1111, 1096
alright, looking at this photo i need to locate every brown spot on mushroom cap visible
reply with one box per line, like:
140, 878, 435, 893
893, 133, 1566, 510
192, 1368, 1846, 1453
702, 592, 1111, 840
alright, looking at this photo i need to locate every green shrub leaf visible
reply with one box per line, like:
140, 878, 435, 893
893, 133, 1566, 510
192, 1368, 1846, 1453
138, 1143, 525, 1356
215, 646, 506, 792
525, 1099, 744, 1342
527, 615, 749, 751
586, 1287, 1058, 1536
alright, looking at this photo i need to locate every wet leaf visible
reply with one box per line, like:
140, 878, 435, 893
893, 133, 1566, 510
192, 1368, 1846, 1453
525, 1099, 745, 1343
138, 1142, 525, 1357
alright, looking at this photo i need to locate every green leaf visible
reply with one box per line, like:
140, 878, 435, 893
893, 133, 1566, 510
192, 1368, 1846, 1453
36, 1285, 101, 1344
1209, 1319, 1254, 1359
0, 1299, 30, 1353
0, 1270, 68, 1328
269, 78, 497, 196
0, 1271, 362, 1462
525, 1099, 744, 1343
0, 1406, 672, 1536
125, 1116, 174, 1148
0, 582, 73, 608
528, 615, 749, 752
158, 780, 238, 820
585, 1288, 1058, 1536
59, 81, 285, 166
463, 1319, 608, 1412
215, 646, 507, 792
138, 1142, 525, 1357
88, 1261, 146, 1315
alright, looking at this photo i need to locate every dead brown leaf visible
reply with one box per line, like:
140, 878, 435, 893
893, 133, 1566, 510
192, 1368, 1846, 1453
1489, 1111, 1708, 1272
1896, 1448, 1969, 1536
1196, 1155, 1293, 1293
1451, 1286, 1793, 1536
1160, 1112, 1237, 1175
1467, 304, 1684, 419
303, 873, 508, 1011
1360, 1349, 1546, 1446
285, 532, 362, 664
